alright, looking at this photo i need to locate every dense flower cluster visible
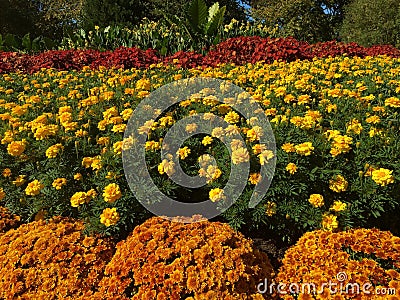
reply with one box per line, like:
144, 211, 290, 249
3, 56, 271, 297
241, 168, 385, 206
276, 229, 400, 299
0, 217, 115, 299
0, 206, 21, 233
96, 216, 276, 299
1, 36, 400, 73
0, 54, 399, 238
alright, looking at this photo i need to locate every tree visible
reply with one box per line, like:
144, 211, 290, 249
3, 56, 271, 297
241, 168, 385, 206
0, 0, 39, 36
340, 0, 400, 47
251, 0, 349, 42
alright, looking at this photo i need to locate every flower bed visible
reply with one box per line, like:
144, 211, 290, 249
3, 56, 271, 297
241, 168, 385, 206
1, 37, 400, 73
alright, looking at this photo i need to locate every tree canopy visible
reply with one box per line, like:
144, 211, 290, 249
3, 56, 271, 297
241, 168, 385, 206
340, 0, 400, 47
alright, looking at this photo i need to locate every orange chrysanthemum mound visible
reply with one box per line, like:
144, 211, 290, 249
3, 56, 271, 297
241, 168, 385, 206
277, 228, 400, 300
0, 216, 115, 299
0, 206, 21, 233
97, 216, 276, 300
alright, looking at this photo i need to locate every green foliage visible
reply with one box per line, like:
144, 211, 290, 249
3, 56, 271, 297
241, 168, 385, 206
0, 33, 56, 52
251, 0, 350, 42
60, 18, 275, 54
340, 0, 400, 47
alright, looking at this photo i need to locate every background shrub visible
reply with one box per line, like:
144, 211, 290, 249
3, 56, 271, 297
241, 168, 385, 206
0, 206, 21, 233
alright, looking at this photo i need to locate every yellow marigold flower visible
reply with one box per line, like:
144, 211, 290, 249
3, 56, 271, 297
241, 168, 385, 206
252, 144, 267, 155
0, 188, 5, 201
45, 143, 64, 158
286, 163, 297, 174
308, 194, 324, 208
329, 175, 348, 193
230, 139, 243, 150
177, 146, 191, 160
246, 126, 263, 142
70, 191, 90, 207
371, 168, 395, 187
138, 119, 155, 135
145, 140, 161, 151
330, 200, 347, 212
12, 175, 26, 186
265, 201, 277, 216
87, 189, 97, 198
346, 119, 363, 135
385, 96, 400, 108
82, 157, 94, 169
25, 180, 44, 196
158, 159, 175, 176
100, 207, 120, 227
224, 111, 240, 124
74, 173, 83, 181
249, 173, 262, 185
232, 147, 250, 164
365, 115, 380, 124
7, 140, 26, 156
158, 116, 175, 127
198, 154, 213, 167
2, 168, 11, 177
185, 123, 198, 133
202, 136, 213, 146
295, 142, 314, 156
103, 183, 122, 203
258, 149, 274, 165
52, 178, 67, 190
97, 137, 110, 145
112, 124, 126, 133
113, 141, 123, 155
121, 108, 133, 121
321, 213, 339, 231
281, 143, 296, 153
209, 188, 226, 202
211, 127, 224, 139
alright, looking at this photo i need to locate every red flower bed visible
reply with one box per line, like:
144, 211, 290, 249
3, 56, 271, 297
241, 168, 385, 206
1, 37, 400, 73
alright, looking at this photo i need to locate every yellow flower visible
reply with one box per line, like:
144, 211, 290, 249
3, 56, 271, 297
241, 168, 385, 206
295, 142, 314, 156
308, 194, 324, 208
12, 175, 26, 186
103, 183, 122, 203
321, 213, 339, 231
265, 201, 277, 216
258, 150, 274, 165
100, 207, 120, 227
74, 173, 83, 181
2, 168, 12, 177
177, 146, 191, 160
113, 141, 123, 155
371, 168, 395, 186
329, 175, 348, 193
249, 173, 262, 185
281, 143, 296, 153
0, 188, 5, 201
70, 191, 90, 207
158, 159, 175, 176
232, 147, 250, 164
25, 180, 44, 196
145, 140, 161, 151
330, 200, 347, 212
224, 111, 240, 124
209, 188, 226, 202
211, 127, 224, 139
7, 140, 26, 156
202, 136, 213, 146
385, 96, 400, 108
286, 163, 297, 174
185, 123, 198, 133
246, 126, 263, 142
52, 178, 67, 190
45, 144, 64, 158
